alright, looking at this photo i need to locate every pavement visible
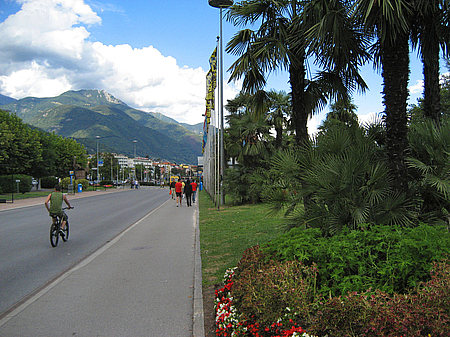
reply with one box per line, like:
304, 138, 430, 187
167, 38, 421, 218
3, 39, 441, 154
0, 188, 205, 337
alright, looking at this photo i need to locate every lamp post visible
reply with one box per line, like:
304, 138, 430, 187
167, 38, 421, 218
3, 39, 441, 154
96, 136, 100, 187
133, 140, 137, 180
209, 0, 233, 207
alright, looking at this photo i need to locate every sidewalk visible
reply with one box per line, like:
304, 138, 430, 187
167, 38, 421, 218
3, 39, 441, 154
0, 188, 128, 212
0, 189, 205, 336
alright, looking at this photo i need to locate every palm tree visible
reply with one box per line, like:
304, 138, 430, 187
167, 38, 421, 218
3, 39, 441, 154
226, 0, 368, 147
407, 118, 450, 224
267, 90, 291, 148
354, 0, 413, 194
320, 97, 359, 132
410, 0, 450, 122
225, 91, 252, 116
225, 100, 272, 166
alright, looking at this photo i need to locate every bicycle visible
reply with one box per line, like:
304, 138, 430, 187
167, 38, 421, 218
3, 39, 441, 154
50, 207, 73, 247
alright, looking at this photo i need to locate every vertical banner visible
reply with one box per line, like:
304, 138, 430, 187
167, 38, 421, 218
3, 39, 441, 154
203, 46, 217, 153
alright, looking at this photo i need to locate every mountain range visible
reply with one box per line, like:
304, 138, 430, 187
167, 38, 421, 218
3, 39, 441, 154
0, 90, 203, 164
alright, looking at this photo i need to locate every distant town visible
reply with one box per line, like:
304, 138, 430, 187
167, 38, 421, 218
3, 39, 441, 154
85, 153, 203, 185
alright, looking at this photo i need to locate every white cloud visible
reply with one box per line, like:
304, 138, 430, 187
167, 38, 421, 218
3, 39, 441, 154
0, 60, 72, 97
408, 79, 424, 95
0, 0, 227, 124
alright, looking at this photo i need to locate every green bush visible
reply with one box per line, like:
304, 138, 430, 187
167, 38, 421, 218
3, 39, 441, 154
263, 224, 450, 296
75, 179, 89, 190
100, 180, 113, 186
60, 177, 70, 190
0, 175, 32, 193
40, 176, 58, 189
309, 260, 450, 336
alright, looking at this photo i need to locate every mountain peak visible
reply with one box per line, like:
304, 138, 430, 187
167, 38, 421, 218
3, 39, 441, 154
58, 89, 126, 106
85, 89, 123, 105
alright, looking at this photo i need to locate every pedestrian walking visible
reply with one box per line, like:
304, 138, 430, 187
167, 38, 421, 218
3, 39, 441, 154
175, 179, 183, 207
191, 180, 198, 203
185, 179, 192, 207
170, 180, 176, 199
181, 178, 185, 199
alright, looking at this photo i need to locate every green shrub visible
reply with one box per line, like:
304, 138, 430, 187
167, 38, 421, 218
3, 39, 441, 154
224, 166, 252, 205
263, 224, 450, 296
0, 174, 32, 193
75, 179, 89, 190
60, 177, 70, 190
309, 260, 450, 336
40, 176, 58, 189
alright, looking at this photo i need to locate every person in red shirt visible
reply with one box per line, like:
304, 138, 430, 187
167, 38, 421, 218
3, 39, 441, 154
175, 179, 183, 207
191, 180, 198, 203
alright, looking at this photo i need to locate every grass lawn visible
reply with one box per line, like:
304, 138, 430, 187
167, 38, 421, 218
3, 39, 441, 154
0, 190, 50, 201
199, 190, 286, 287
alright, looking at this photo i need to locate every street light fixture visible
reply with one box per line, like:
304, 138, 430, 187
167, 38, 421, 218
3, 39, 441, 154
208, 0, 233, 7
209, 0, 233, 207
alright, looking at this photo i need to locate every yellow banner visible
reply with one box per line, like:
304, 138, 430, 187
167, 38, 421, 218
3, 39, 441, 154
205, 47, 217, 127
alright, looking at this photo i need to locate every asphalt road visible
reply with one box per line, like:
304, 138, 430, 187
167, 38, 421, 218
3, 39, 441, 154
0, 187, 170, 316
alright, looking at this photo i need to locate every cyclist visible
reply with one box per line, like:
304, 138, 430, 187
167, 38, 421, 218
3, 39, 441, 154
44, 184, 72, 236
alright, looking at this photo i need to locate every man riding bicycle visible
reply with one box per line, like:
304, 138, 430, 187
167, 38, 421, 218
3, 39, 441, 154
44, 185, 72, 236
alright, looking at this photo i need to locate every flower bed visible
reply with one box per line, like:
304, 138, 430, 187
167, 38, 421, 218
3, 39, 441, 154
214, 260, 450, 336
215, 268, 317, 337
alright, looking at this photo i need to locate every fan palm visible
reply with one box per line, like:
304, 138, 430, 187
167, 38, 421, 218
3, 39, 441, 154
407, 118, 450, 224
410, 0, 450, 122
226, 0, 368, 146
267, 123, 417, 235
225, 106, 272, 168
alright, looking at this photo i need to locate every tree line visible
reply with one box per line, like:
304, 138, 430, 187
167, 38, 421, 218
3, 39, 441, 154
0, 109, 87, 179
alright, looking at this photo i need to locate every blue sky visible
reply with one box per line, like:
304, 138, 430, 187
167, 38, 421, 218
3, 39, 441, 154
0, 0, 447, 132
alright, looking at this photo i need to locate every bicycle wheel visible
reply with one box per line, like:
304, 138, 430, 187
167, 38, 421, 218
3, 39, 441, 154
50, 223, 59, 247
61, 221, 69, 242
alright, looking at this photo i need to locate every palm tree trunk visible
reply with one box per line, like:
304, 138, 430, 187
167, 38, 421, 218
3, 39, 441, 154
289, 53, 313, 216
275, 125, 283, 148
289, 55, 308, 146
381, 31, 410, 194
422, 19, 441, 122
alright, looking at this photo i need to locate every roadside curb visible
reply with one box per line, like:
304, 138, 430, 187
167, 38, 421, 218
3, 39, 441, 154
193, 202, 205, 337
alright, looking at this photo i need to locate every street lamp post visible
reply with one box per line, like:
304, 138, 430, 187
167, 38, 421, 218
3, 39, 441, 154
133, 140, 137, 180
96, 136, 100, 188
209, 0, 233, 207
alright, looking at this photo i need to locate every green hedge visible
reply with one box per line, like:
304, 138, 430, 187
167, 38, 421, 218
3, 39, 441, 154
40, 176, 58, 189
0, 175, 32, 193
263, 224, 450, 296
